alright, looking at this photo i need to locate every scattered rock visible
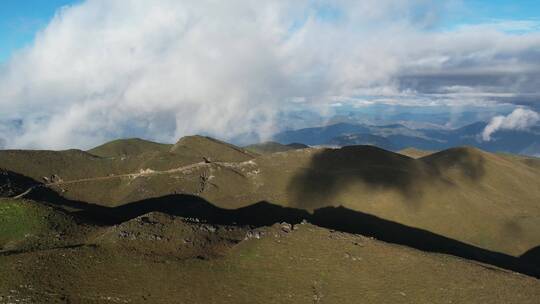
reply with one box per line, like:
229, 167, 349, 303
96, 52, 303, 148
343, 252, 362, 261
50, 174, 63, 183
118, 231, 130, 238
149, 234, 163, 241
140, 216, 155, 224
245, 230, 263, 240
201, 225, 217, 233
138, 168, 155, 175
280, 222, 292, 233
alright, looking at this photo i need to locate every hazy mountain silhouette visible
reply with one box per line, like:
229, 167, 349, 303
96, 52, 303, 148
273, 121, 540, 155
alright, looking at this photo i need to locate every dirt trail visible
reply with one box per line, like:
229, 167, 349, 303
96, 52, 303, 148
12, 159, 256, 199
9, 162, 211, 199
49, 161, 210, 186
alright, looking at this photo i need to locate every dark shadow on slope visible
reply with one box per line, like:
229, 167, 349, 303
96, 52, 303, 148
287, 146, 427, 208
521, 246, 540, 266
18, 183, 310, 227
38, 192, 539, 279
3, 172, 538, 278
311, 206, 539, 278
287, 145, 486, 209
79, 195, 311, 227
0, 244, 89, 257
421, 147, 487, 181
0, 169, 40, 197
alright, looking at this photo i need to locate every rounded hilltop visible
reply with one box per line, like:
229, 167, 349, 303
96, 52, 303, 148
170, 135, 256, 162
88, 138, 172, 157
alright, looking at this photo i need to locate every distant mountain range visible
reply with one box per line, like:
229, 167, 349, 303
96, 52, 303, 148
273, 122, 540, 156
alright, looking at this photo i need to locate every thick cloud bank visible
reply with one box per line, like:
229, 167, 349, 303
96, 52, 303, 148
482, 108, 540, 141
1, 0, 540, 149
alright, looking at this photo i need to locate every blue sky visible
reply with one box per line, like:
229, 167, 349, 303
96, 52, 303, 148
1, 0, 539, 63
0, 0, 80, 62
444, 0, 540, 32
467, 0, 540, 21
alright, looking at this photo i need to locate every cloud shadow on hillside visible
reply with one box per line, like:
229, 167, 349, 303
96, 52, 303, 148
287, 146, 486, 210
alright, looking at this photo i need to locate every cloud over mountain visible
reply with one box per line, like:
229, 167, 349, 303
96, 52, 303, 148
1, 0, 539, 149
482, 108, 540, 141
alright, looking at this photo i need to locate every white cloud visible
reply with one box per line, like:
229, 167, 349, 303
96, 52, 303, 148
482, 108, 540, 141
454, 19, 540, 34
1, 0, 540, 149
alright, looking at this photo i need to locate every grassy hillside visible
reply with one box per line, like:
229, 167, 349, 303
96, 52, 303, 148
2, 141, 540, 258
0, 136, 256, 182
2, 139, 540, 302
1, 211, 538, 303
171, 135, 256, 162
0, 198, 83, 251
0, 199, 48, 248
261, 146, 540, 256
88, 138, 172, 157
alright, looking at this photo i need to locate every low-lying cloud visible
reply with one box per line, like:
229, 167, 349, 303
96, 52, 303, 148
482, 108, 540, 141
1, 0, 539, 149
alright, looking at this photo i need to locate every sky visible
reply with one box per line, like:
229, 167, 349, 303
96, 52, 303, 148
0, 0, 80, 62
0, 0, 539, 149
2, 0, 539, 61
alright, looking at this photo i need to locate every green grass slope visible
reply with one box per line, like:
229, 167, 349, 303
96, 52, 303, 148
0, 199, 48, 247
1, 217, 538, 303
0, 198, 82, 251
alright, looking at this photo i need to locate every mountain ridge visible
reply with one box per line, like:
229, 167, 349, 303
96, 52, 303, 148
2, 137, 540, 302
272, 121, 540, 156
1, 138, 539, 257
